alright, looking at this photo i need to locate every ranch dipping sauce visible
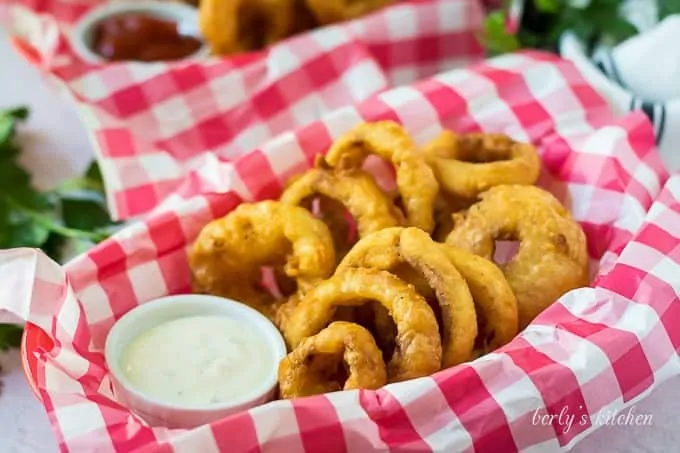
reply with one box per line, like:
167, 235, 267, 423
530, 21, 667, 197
120, 315, 275, 406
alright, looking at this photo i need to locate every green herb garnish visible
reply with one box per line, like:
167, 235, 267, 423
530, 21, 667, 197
481, 0, 639, 56
0, 324, 24, 351
0, 106, 120, 349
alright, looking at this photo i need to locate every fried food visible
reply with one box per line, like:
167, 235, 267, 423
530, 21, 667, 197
283, 268, 442, 382
189, 201, 336, 317
337, 227, 478, 368
324, 121, 439, 233
424, 131, 541, 200
187, 120, 590, 399
446, 185, 589, 329
437, 245, 518, 350
431, 193, 474, 243
304, 0, 394, 25
199, 0, 295, 56
280, 165, 402, 238
315, 195, 354, 260
291, 0, 318, 34
278, 321, 387, 399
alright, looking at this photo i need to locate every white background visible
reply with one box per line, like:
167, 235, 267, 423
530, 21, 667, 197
1, 26, 679, 453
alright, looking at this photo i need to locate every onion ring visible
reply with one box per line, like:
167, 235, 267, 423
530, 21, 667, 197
280, 166, 402, 238
315, 195, 354, 259
283, 268, 442, 381
189, 201, 336, 317
337, 227, 478, 367
304, 0, 393, 25
431, 193, 474, 243
278, 321, 387, 399
423, 131, 541, 200
437, 244, 518, 350
199, 0, 295, 56
324, 121, 439, 233
446, 185, 589, 329
291, 0, 318, 33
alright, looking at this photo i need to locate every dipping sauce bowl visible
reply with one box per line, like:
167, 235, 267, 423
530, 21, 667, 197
70, 0, 210, 63
104, 294, 286, 429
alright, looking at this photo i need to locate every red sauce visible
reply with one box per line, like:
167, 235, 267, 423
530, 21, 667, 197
91, 13, 202, 62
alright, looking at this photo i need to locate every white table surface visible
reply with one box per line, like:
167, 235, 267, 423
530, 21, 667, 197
1, 26, 679, 453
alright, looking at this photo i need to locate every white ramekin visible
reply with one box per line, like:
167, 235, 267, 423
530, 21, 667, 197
70, 0, 210, 64
104, 294, 286, 429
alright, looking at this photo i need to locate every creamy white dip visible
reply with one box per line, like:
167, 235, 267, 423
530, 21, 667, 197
120, 315, 275, 406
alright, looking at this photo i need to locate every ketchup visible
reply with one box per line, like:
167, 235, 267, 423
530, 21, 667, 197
91, 13, 202, 62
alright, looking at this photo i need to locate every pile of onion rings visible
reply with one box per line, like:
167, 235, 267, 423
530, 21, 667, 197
199, 0, 396, 56
188, 121, 589, 399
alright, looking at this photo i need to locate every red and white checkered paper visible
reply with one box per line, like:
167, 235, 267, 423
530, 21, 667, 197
6, 0, 486, 220
3, 1, 680, 453
2, 50, 679, 453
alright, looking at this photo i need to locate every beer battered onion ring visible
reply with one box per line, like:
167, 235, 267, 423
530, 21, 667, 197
446, 185, 589, 329
274, 194, 351, 296
280, 166, 402, 237
437, 244, 518, 350
337, 227, 478, 367
423, 131, 541, 200
278, 321, 387, 399
324, 121, 439, 233
304, 0, 393, 24
283, 268, 442, 382
199, 0, 295, 56
189, 201, 336, 318
431, 193, 474, 242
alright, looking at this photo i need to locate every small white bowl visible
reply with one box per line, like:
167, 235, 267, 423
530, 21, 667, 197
70, 0, 211, 64
104, 294, 286, 429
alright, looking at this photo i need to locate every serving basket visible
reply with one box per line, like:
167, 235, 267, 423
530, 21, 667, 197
2, 0, 680, 452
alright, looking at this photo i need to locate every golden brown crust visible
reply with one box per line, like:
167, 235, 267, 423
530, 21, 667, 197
304, 0, 394, 25
199, 0, 296, 56
280, 167, 402, 237
431, 193, 475, 243
324, 121, 439, 233
278, 321, 387, 399
424, 131, 541, 200
437, 244, 518, 350
283, 268, 442, 382
189, 201, 336, 317
337, 227, 478, 368
446, 185, 589, 329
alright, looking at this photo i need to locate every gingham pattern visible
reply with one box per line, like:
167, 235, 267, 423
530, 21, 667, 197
0, 49, 678, 452
8, 0, 486, 220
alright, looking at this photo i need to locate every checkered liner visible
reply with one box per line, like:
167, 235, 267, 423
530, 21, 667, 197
1, 47, 679, 452
7, 0, 486, 220
3, 1, 680, 452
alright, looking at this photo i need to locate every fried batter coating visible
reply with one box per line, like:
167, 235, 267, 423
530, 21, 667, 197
437, 244, 518, 350
311, 195, 355, 261
446, 185, 589, 329
424, 131, 541, 200
431, 193, 475, 243
283, 268, 442, 382
291, 0, 318, 33
280, 166, 402, 237
278, 321, 387, 399
304, 0, 394, 24
324, 121, 439, 233
189, 201, 336, 317
199, 0, 295, 56
337, 227, 478, 368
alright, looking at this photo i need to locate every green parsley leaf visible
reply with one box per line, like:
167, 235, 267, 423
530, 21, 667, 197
534, 0, 561, 14
481, 11, 521, 56
479, 0, 638, 55
0, 324, 23, 351
0, 106, 119, 350
659, 0, 680, 19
